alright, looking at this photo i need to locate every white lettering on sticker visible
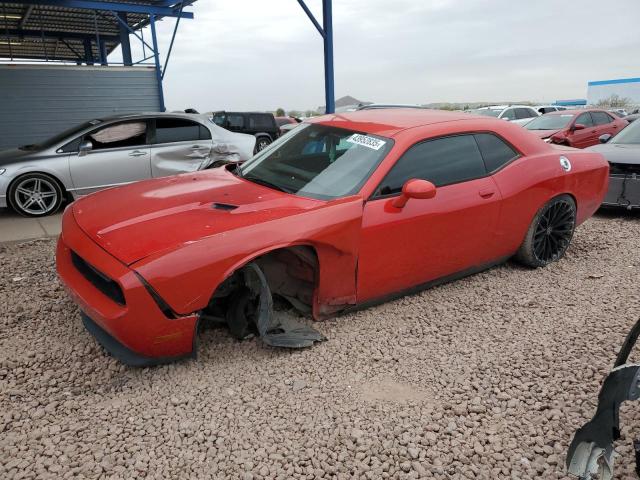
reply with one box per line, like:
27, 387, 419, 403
347, 134, 386, 150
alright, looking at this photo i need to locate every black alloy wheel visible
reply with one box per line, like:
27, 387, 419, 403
532, 199, 575, 263
515, 195, 576, 268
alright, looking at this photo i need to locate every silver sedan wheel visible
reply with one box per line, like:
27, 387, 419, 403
14, 177, 59, 215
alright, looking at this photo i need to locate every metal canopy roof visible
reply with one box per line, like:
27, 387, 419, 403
0, 1, 193, 61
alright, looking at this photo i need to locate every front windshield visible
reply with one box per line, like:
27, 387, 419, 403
239, 123, 393, 200
525, 114, 574, 131
471, 109, 501, 118
611, 121, 640, 144
20, 120, 102, 151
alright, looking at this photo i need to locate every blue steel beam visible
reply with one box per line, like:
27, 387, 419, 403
297, 0, 335, 114
4, 28, 118, 41
149, 14, 166, 112
111, 11, 155, 53
8, 0, 194, 19
161, 0, 184, 79
117, 12, 132, 65
296, 0, 324, 37
322, 0, 334, 114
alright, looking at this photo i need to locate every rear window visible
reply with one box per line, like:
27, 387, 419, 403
249, 114, 275, 129
227, 114, 244, 128
155, 118, 202, 144
515, 108, 536, 120
591, 111, 613, 125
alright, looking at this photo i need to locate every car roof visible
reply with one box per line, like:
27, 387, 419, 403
308, 109, 482, 136
212, 111, 273, 115
360, 103, 424, 109
96, 112, 209, 123
478, 105, 534, 110
543, 108, 606, 116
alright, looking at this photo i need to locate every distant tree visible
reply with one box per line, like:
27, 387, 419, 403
275, 108, 285, 117
596, 94, 632, 109
288, 110, 303, 118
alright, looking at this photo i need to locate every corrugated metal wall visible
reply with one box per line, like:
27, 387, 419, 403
0, 64, 160, 150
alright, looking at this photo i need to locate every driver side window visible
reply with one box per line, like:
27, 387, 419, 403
376, 134, 487, 196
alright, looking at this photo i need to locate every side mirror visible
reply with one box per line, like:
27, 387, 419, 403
392, 179, 436, 208
599, 133, 612, 144
572, 123, 586, 131
78, 139, 92, 157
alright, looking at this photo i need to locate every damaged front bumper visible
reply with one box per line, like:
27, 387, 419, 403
602, 171, 640, 209
56, 209, 198, 366
567, 319, 640, 479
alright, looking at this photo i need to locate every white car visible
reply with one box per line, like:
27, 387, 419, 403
470, 105, 539, 126
534, 105, 568, 114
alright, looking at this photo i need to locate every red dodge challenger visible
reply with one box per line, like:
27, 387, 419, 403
56, 109, 609, 366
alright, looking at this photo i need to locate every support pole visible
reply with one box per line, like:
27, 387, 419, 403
117, 11, 132, 66
99, 38, 108, 65
149, 14, 166, 112
83, 38, 94, 65
322, 0, 335, 114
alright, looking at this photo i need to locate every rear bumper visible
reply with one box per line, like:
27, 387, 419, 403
56, 207, 198, 365
602, 175, 640, 209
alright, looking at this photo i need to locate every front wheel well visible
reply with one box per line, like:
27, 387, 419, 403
202, 245, 320, 321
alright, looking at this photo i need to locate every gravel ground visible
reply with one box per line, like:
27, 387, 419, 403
1, 211, 640, 480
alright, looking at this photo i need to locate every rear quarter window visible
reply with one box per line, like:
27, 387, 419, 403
474, 133, 519, 172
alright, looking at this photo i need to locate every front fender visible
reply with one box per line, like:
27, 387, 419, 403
132, 196, 364, 317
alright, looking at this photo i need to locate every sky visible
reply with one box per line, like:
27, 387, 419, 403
118, 0, 640, 112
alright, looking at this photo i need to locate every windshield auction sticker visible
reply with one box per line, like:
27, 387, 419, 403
347, 134, 386, 150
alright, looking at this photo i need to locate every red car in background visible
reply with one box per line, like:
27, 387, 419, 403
525, 109, 628, 148
275, 116, 301, 136
56, 109, 608, 366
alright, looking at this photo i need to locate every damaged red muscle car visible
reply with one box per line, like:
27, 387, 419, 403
56, 109, 609, 365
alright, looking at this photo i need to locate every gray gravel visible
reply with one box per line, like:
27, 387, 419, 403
1, 211, 640, 479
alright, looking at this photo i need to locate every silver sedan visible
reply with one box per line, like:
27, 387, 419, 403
0, 113, 256, 216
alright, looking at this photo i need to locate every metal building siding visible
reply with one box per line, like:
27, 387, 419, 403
0, 65, 160, 150
587, 78, 640, 106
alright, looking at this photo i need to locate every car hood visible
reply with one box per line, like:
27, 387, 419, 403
586, 143, 640, 165
0, 147, 37, 167
72, 166, 324, 265
527, 129, 562, 139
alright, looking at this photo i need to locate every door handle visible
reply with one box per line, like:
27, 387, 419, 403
479, 189, 495, 199
129, 150, 147, 157
190, 145, 208, 150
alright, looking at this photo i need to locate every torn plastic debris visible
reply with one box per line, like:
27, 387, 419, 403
225, 263, 326, 348
566, 318, 640, 480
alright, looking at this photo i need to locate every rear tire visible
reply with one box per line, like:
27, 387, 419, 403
515, 195, 576, 268
8, 173, 64, 217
